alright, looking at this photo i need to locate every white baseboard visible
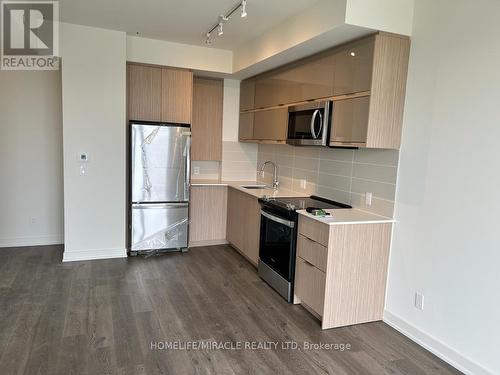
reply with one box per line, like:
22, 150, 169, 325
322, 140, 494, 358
62, 247, 127, 262
383, 310, 494, 375
0, 235, 63, 248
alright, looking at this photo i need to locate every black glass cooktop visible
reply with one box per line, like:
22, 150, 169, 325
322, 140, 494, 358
259, 195, 351, 212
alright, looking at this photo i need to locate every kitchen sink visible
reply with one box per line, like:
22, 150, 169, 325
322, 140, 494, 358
241, 184, 269, 190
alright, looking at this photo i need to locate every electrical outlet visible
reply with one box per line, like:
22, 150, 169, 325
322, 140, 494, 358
300, 179, 307, 189
414, 292, 424, 310
30, 217, 36, 225
193, 166, 200, 175
365, 192, 373, 206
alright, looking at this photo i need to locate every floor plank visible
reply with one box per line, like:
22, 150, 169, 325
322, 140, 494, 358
0, 245, 462, 375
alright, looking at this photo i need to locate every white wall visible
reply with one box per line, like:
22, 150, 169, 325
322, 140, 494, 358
60, 23, 127, 261
0, 71, 64, 247
385, 1, 500, 374
345, 0, 414, 36
232, 0, 414, 77
126, 36, 232, 74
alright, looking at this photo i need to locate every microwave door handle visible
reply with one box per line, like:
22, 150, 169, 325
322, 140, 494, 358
310, 109, 320, 139
317, 110, 323, 138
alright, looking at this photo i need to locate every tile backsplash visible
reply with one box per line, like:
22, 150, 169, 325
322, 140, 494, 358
191, 141, 258, 181
221, 141, 258, 181
257, 144, 399, 217
191, 161, 220, 180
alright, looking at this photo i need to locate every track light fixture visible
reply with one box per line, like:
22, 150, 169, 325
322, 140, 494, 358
204, 0, 248, 45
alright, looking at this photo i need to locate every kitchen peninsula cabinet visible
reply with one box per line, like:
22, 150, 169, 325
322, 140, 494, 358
294, 213, 392, 329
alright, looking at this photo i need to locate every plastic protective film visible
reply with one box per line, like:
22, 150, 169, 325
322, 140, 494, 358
133, 217, 188, 257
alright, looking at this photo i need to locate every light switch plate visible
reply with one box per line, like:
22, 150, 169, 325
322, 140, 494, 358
414, 292, 424, 310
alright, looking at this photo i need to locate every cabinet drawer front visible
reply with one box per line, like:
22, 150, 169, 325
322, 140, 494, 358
295, 257, 326, 316
298, 215, 329, 247
297, 234, 328, 272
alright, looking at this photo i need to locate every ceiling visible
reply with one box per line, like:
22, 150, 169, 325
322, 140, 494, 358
59, 0, 319, 50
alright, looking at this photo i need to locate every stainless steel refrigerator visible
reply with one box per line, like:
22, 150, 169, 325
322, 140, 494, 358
130, 122, 191, 253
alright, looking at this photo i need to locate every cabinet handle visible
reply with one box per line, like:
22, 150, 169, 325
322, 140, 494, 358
303, 259, 315, 267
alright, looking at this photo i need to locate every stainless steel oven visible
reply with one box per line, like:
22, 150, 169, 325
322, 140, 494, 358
287, 101, 331, 146
258, 196, 351, 303
258, 208, 297, 303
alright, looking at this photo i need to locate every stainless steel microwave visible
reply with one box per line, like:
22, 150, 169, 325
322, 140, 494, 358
287, 101, 331, 146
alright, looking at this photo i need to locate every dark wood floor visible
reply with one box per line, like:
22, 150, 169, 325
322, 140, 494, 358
0, 244, 460, 375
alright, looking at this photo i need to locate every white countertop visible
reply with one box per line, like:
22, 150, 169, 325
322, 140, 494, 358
297, 208, 394, 226
190, 179, 308, 199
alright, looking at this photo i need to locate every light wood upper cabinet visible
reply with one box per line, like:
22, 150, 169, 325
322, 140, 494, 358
192, 77, 223, 161
161, 67, 193, 124
253, 108, 288, 141
332, 36, 374, 96
127, 64, 162, 122
226, 187, 260, 266
366, 33, 410, 149
127, 64, 193, 125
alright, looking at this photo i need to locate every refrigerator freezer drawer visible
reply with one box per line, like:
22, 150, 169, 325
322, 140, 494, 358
131, 203, 188, 251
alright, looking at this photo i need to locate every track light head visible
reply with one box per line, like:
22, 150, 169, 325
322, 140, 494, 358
218, 23, 223, 36
241, 0, 247, 18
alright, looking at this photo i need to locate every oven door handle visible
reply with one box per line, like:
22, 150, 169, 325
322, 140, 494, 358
261, 210, 295, 228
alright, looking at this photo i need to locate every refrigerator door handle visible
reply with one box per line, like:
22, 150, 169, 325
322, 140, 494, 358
185, 134, 191, 200
132, 203, 189, 209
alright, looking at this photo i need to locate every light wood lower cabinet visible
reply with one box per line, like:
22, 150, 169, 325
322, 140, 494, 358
226, 187, 261, 266
294, 215, 392, 329
189, 186, 227, 247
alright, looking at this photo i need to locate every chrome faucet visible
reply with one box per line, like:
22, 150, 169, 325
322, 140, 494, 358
260, 161, 279, 190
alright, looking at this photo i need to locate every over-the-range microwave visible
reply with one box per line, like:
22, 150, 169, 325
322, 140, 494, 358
287, 101, 331, 146
287, 96, 370, 147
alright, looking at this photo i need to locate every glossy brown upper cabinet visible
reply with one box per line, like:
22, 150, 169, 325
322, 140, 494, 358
332, 36, 374, 96
192, 77, 223, 161
253, 108, 288, 141
238, 112, 254, 140
161, 67, 193, 124
240, 79, 255, 111
127, 64, 162, 122
330, 34, 410, 148
239, 32, 410, 149
295, 52, 335, 101
127, 63, 193, 125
